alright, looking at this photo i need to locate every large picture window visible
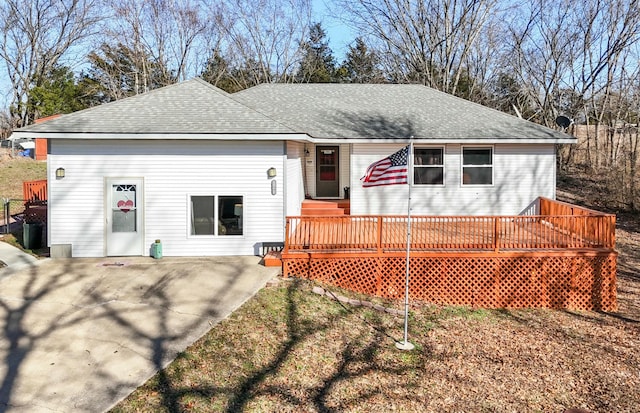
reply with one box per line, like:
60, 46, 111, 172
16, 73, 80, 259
414, 147, 444, 185
462, 147, 493, 185
190, 195, 243, 236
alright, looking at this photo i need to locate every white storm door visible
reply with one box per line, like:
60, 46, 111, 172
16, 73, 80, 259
106, 178, 144, 256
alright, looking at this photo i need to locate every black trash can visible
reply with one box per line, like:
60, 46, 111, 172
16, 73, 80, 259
23, 223, 42, 250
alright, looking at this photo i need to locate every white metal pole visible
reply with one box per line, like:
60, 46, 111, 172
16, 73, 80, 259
396, 142, 415, 351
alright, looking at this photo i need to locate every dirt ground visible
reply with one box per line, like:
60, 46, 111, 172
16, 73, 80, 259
557, 170, 640, 322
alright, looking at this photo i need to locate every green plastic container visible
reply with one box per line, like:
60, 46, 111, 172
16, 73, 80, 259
151, 239, 162, 259
23, 223, 42, 250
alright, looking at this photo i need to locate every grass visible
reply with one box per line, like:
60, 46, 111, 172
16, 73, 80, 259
111, 277, 640, 413
0, 150, 47, 200
0, 150, 47, 253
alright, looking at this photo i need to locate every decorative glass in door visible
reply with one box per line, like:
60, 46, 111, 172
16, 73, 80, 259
316, 146, 340, 197
112, 184, 137, 232
319, 149, 337, 181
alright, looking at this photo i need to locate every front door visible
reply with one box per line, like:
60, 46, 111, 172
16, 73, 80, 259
316, 146, 340, 197
106, 178, 144, 256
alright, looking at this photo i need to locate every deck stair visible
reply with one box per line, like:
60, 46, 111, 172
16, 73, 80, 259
301, 200, 349, 216
261, 242, 284, 267
336, 200, 350, 215
263, 250, 282, 267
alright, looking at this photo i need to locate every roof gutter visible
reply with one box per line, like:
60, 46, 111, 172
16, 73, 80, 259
9, 131, 576, 145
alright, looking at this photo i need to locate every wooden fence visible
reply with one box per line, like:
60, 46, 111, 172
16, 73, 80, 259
282, 197, 617, 311
23, 179, 47, 202
22, 180, 48, 225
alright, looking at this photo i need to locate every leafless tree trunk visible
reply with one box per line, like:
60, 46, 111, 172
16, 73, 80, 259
0, 0, 101, 127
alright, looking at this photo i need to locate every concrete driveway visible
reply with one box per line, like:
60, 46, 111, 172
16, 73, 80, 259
0, 255, 279, 412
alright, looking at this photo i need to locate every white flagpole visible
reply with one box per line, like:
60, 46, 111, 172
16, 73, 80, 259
396, 141, 415, 351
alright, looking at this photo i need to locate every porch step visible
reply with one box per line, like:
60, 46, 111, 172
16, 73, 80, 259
302, 200, 339, 209
336, 200, 350, 215
301, 200, 349, 216
263, 250, 282, 267
302, 208, 345, 216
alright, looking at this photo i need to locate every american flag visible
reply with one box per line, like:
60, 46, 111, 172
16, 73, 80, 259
361, 145, 409, 187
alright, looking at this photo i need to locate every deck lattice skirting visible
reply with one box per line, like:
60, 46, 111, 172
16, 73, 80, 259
283, 198, 617, 311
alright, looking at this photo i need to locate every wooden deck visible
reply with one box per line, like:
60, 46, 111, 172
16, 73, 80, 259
282, 197, 617, 311
285, 214, 614, 253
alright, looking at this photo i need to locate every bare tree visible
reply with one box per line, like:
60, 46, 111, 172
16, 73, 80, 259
506, 0, 582, 127
0, 0, 101, 127
507, 0, 640, 131
211, 0, 312, 85
576, 0, 640, 169
102, 0, 211, 92
335, 0, 501, 97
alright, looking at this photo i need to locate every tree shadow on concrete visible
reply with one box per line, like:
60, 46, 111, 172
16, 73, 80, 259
0, 256, 270, 412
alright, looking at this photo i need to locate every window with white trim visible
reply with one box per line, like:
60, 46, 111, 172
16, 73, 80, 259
462, 147, 493, 185
413, 147, 444, 185
190, 195, 243, 236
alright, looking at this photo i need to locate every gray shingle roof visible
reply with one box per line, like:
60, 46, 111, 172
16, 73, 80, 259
233, 83, 570, 141
14, 78, 573, 143
16, 78, 294, 135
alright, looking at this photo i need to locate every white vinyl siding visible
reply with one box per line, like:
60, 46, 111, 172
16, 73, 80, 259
285, 141, 305, 217
48, 139, 285, 257
351, 143, 555, 216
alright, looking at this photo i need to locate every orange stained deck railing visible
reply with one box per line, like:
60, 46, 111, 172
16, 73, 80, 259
23, 179, 47, 202
284, 200, 616, 254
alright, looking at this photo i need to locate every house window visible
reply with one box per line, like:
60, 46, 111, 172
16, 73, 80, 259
219, 196, 243, 235
414, 147, 444, 185
190, 195, 243, 236
462, 147, 493, 185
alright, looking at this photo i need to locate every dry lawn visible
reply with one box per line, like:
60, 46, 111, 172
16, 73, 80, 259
112, 170, 640, 413
0, 148, 47, 200
0, 150, 47, 252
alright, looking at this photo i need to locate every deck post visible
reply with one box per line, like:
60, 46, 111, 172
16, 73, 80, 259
283, 218, 290, 254
283, 218, 290, 278
493, 217, 500, 252
376, 217, 383, 256
374, 217, 384, 296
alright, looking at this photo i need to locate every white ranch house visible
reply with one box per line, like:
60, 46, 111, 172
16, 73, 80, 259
12, 79, 574, 258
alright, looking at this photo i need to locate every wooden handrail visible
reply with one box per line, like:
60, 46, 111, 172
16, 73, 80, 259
285, 212, 616, 253
539, 197, 606, 216
23, 179, 47, 202
538, 197, 615, 248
